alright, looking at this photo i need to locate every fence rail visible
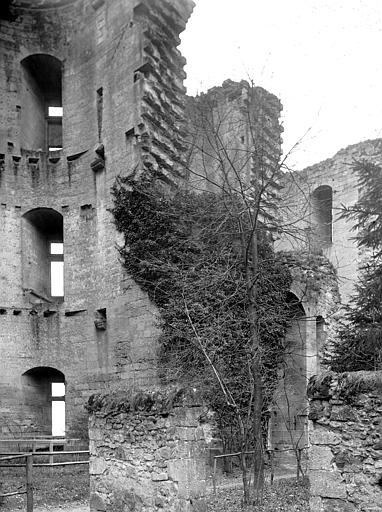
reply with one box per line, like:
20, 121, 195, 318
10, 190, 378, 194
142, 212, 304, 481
0, 453, 32, 511
211, 446, 309, 494
0, 449, 89, 512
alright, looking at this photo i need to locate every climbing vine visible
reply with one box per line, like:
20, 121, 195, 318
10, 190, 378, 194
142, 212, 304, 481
111, 175, 293, 448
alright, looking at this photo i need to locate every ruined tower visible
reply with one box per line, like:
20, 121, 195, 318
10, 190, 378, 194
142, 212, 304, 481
0, 0, 194, 438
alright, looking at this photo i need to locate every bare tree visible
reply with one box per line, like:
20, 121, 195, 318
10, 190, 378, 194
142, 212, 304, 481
183, 80, 301, 504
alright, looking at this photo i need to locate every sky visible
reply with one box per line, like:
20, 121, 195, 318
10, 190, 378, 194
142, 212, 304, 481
179, 0, 382, 170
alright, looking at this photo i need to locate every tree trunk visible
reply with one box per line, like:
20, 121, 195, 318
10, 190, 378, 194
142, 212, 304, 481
247, 224, 265, 505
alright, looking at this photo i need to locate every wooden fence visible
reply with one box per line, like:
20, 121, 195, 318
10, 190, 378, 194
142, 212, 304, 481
0, 449, 89, 511
211, 446, 309, 494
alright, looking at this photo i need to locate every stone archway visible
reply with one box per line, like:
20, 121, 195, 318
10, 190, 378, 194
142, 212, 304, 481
269, 292, 308, 469
21, 366, 65, 435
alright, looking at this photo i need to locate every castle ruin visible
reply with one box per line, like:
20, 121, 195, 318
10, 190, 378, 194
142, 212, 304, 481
0, 1, 380, 499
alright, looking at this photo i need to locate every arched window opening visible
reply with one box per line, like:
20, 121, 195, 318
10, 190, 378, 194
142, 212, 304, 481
22, 367, 65, 436
20, 54, 63, 151
311, 185, 333, 247
316, 316, 326, 347
22, 208, 64, 301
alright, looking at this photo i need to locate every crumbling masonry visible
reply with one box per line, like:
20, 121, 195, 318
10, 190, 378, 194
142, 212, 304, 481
0, 0, 194, 438
0, 1, 381, 507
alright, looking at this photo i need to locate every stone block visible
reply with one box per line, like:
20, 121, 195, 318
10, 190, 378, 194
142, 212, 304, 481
89, 492, 106, 511
330, 406, 357, 422
310, 470, 347, 499
322, 498, 356, 512
310, 496, 324, 512
310, 446, 334, 470
90, 458, 108, 475
152, 472, 169, 481
311, 429, 341, 446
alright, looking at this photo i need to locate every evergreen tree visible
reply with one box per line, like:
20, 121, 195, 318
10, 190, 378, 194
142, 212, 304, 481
329, 160, 382, 371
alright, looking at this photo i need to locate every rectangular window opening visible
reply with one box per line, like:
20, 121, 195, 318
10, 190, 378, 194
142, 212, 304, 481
51, 261, 64, 297
48, 106, 63, 117
50, 242, 63, 255
52, 400, 65, 436
52, 382, 65, 397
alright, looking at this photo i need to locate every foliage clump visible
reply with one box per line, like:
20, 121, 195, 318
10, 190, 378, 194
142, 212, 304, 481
111, 175, 292, 445
329, 160, 382, 372
87, 387, 200, 416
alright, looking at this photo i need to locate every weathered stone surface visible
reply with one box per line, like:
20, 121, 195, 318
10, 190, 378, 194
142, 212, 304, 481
279, 139, 382, 303
310, 446, 334, 470
330, 406, 357, 422
322, 498, 356, 512
310, 496, 324, 512
309, 372, 382, 511
0, 0, 197, 438
89, 493, 106, 512
310, 470, 347, 499
88, 389, 209, 511
311, 428, 341, 446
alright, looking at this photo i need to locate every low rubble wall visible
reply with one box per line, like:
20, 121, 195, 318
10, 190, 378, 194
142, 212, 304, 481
308, 371, 382, 512
87, 387, 210, 512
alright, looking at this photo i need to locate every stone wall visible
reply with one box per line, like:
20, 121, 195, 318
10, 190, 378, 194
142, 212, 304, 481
0, 0, 193, 437
278, 139, 382, 304
269, 253, 340, 465
186, 79, 283, 196
308, 371, 382, 512
88, 388, 210, 512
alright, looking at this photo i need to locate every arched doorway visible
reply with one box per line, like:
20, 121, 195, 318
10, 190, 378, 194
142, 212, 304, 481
269, 293, 308, 468
22, 367, 65, 436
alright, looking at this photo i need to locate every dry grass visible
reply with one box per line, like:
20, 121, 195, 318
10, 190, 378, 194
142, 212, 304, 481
207, 478, 310, 511
0, 465, 89, 510
1, 464, 310, 511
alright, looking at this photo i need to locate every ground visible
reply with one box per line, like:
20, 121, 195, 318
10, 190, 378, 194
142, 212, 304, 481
0, 466, 89, 511
34, 505, 88, 512
207, 479, 309, 511
1, 464, 309, 511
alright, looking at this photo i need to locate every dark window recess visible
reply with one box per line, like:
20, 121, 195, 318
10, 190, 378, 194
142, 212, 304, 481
22, 208, 64, 300
0, 1, 16, 21
22, 367, 65, 436
80, 204, 95, 221
20, 54, 63, 151
311, 185, 333, 248
97, 87, 103, 142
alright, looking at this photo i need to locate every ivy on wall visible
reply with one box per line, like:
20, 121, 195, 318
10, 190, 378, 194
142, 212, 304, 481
111, 175, 293, 445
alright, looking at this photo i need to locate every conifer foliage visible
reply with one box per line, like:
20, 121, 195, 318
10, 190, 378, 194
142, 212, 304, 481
329, 160, 382, 371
